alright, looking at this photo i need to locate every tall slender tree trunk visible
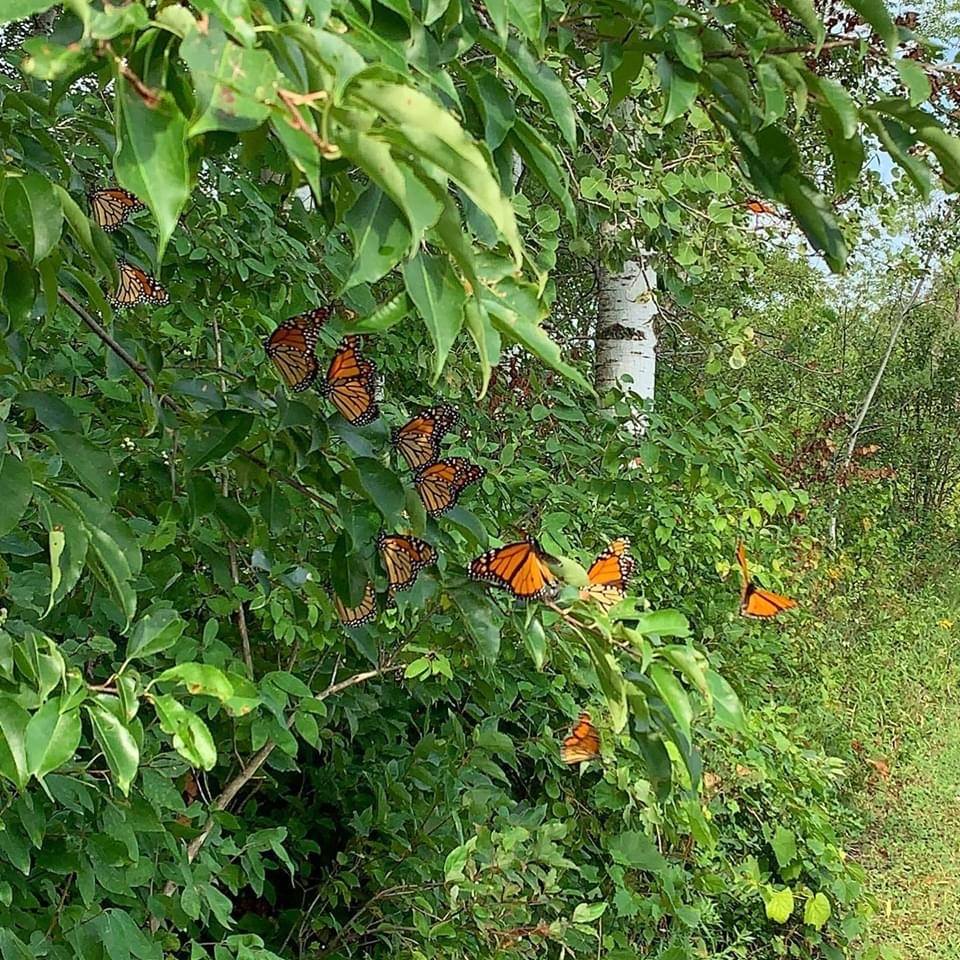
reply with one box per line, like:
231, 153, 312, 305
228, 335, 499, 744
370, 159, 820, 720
595, 259, 658, 403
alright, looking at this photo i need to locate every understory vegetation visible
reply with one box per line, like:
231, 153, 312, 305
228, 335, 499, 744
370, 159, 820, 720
2, 0, 960, 958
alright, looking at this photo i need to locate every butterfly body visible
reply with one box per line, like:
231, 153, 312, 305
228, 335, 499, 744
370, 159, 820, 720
378, 533, 437, 592
393, 404, 461, 471
561, 712, 600, 764
89, 188, 144, 231
580, 537, 633, 611
415, 458, 485, 517
469, 537, 557, 600
264, 307, 332, 392
333, 581, 377, 628
110, 261, 169, 308
736, 542, 797, 618
323, 336, 379, 425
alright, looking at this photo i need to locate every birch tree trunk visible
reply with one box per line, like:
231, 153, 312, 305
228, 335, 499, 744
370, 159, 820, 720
595, 259, 658, 402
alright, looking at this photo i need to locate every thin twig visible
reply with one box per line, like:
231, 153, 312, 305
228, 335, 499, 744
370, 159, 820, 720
704, 38, 868, 60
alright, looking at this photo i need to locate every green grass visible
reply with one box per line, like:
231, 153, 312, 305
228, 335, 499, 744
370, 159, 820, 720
741, 551, 960, 957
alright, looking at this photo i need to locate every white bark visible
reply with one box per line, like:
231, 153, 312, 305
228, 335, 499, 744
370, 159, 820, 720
596, 259, 658, 401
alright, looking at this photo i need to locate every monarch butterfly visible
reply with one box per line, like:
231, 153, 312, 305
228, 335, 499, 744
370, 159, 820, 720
561, 711, 600, 764
322, 336, 379, 425
109, 260, 170, 308
378, 533, 437, 592
89, 187, 144, 231
333, 581, 377, 628
579, 537, 634, 611
414, 458, 485, 518
746, 200, 778, 216
468, 537, 557, 600
264, 307, 332, 392
736, 542, 798, 619
392, 404, 461, 471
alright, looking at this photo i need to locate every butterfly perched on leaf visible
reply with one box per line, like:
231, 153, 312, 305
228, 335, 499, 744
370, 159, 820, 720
469, 537, 557, 600
332, 581, 377, 628
736, 542, 797, 619
264, 307, 333, 392
392, 404, 461, 471
414, 458, 485, 517
109, 261, 169, 309
561, 711, 600, 764
89, 187, 144, 231
378, 533, 437, 592
579, 537, 633, 611
322, 336, 379, 425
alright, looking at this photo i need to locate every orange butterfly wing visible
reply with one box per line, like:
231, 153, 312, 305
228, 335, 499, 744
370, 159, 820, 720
414, 458, 485, 517
393, 404, 461, 471
89, 188, 143, 231
264, 308, 330, 391
469, 539, 556, 599
736, 542, 797, 619
323, 337, 379, 425
561, 712, 600, 764
581, 537, 633, 610
333, 581, 377, 628
378, 533, 437, 591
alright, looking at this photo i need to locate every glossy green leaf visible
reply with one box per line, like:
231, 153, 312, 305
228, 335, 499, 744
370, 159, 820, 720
86, 703, 139, 795
804, 892, 831, 929
50, 431, 119, 502
626, 609, 690, 636
771, 826, 797, 867
510, 118, 576, 227
352, 457, 405, 522
156, 662, 234, 701
127, 607, 186, 659
658, 56, 699, 125
764, 886, 795, 923
0, 697, 29, 789
1, 0, 59, 23
649, 664, 693, 740
186, 410, 254, 469
25, 698, 82, 780
403, 251, 467, 379
847, 0, 897, 49
152, 694, 217, 770
0, 455, 32, 539
452, 587, 503, 662
343, 187, 411, 288
44, 524, 65, 617
114, 76, 191, 262
2, 173, 62, 265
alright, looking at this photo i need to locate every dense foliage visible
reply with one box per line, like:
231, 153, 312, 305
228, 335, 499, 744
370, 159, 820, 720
2, 0, 960, 958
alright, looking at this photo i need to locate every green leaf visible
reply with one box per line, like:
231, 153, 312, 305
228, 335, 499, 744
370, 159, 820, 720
44, 524, 65, 617
626, 609, 690, 637
649, 664, 693, 741
477, 33, 576, 149
343, 187, 411, 288
351, 80, 522, 264
658, 56, 699, 125
186, 410, 254, 469
25, 698, 82, 780
764, 886, 795, 924
508, 0, 541, 45
706, 669, 747, 733
524, 617, 547, 670
771, 826, 797, 868
452, 587, 503, 662
757, 61, 786, 126
463, 299, 501, 398
181, 20, 279, 135
90, 2, 148, 38
464, 67, 516, 150
847, 0, 897, 49
780, 174, 847, 272
2, 173, 63, 265
114, 76, 191, 262
86, 703, 139, 795
779, 0, 825, 46
156, 662, 234, 701
403, 251, 467, 379
1, 0, 59, 24
50, 431, 119, 502
608, 830, 667, 873
811, 77, 858, 139
0, 455, 32, 539
151, 694, 217, 770
0, 697, 29, 789
572, 902, 607, 924
17, 389, 81, 432
352, 457, 405, 522
127, 607, 186, 659
349, 292, 409, 333
443, 836, 476, 881
804, 891, 831, 929
510, 117, 576, 227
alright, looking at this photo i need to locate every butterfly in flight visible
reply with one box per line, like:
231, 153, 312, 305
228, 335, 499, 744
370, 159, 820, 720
415, 458, 485, 518
109, 260, 169, 309
392, 404, 462, 471
469, 537, 557, 600
579, 537, 634, 611
263, 306, 333, 392
561, 711, 600, 764
322, 336, 379, 425
736, 542, 797, 619
745, 200, 778, 216
89, 187, 144, 231
332, 581, 377, 628
378, 533, 437, 592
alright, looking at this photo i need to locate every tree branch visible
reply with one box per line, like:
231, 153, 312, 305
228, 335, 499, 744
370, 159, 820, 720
704, 38, 868, 60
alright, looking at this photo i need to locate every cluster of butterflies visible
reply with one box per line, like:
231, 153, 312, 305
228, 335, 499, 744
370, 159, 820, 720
560, 542, 798, 765
88, 187, 171, 308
